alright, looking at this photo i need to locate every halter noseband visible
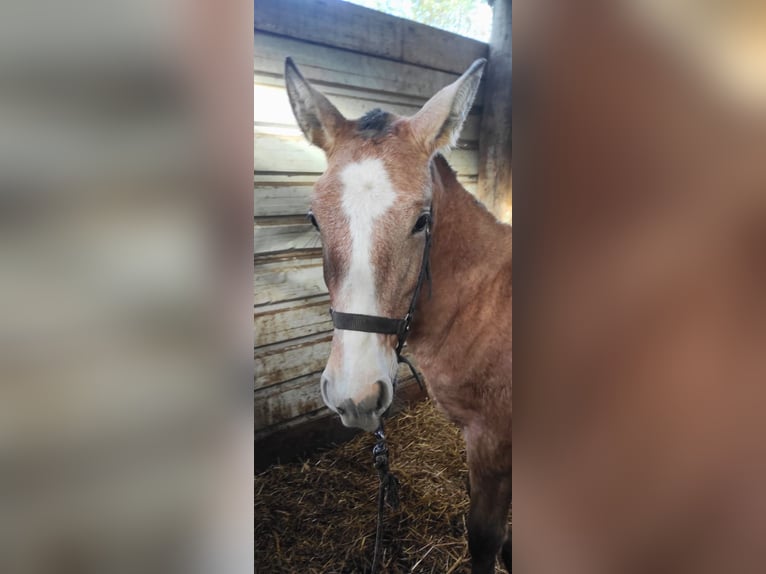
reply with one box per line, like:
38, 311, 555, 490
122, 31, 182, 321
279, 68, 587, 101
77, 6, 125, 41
329, 209, 433, 390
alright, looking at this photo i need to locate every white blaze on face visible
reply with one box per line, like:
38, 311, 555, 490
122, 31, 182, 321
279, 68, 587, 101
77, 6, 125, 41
333, 158, 398, 401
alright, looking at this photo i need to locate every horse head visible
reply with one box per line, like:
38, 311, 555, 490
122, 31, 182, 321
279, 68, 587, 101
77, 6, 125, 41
284, 58, 485, 431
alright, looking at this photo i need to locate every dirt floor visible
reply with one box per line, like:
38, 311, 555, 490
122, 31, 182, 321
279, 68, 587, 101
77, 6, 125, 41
255, 399, 510, 573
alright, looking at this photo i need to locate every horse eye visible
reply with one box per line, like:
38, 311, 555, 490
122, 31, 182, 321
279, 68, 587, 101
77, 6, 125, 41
412, 213, 430, 234
307, 211, 320, 231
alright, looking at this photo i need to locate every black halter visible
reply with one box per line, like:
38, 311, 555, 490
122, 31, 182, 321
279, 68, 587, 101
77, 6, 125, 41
329, 209, 433, 390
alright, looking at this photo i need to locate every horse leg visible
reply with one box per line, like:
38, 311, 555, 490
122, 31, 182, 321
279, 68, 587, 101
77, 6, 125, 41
501, 529, 512, 572
466, 467, 513, 571
467, 467, 512, 574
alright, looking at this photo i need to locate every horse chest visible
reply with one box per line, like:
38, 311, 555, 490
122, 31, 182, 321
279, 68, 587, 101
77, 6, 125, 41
417, 365, 493, 427
412, 314, 512, 431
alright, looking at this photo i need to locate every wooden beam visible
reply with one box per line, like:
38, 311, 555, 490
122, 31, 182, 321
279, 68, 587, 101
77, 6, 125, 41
254, 32, 480, 102
477, 0, 512, 222
254, 254, 326, 305
255, 332, 331, 390
402, 20, 488, 74
254, 0, 487, 75
254, 296, 332, 348
255, 0, 402, 61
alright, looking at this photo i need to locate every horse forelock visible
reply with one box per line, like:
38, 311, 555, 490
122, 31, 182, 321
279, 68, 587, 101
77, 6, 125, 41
356, 108, 393, 138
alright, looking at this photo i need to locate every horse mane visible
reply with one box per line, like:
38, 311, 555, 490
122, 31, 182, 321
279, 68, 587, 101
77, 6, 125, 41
432, 154, 507, 226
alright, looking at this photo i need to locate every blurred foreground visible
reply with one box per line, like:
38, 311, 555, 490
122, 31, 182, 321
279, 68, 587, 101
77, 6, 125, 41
515, 0, 766, 572
0, 1, 253, 573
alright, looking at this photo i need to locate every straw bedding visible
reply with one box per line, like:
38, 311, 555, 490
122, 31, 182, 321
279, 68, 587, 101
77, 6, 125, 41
255, 399, 510, 573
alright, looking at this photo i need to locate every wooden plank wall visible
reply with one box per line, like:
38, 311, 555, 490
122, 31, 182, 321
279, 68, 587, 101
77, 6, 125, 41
254, 0, 488, 441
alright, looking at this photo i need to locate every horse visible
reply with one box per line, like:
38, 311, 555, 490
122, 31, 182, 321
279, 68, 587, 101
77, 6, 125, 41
284, 57, 512, 574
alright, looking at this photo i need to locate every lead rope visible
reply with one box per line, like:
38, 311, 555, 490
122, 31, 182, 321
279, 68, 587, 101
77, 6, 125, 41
397, 354, 424, 391
330, 215, 432, 572
370, 219, 432, 572
370, 424, 399, 574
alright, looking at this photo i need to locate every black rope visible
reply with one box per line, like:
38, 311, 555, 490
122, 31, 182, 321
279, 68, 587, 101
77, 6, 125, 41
397, 354, 424, 391
370, 424, 399, 574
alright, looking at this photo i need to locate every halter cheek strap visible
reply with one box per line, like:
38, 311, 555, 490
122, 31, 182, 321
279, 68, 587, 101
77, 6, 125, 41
329, 210, 433, 390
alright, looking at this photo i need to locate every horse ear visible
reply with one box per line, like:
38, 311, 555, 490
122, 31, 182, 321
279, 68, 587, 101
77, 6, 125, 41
284, 57, 348, 152
409, 58, 486, 155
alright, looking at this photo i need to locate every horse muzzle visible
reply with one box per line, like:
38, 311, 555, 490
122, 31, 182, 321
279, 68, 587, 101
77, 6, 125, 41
321, 376, 392, 432
338, 409, 382, 433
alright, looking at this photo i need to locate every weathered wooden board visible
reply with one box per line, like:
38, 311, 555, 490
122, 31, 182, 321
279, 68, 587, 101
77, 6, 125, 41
254, 0, 488, 75
254, 183, 313, 217
254, 373, 324, 430
254, 0, 403, 62
254, 403, 332, 444
253, 248, 322, 273
254, 296, 332, 348
255, 133, 479, 175
255, 72, 432, 109
255, 373, 420, 434
254, 134, 326, 175
255, 173, 318, 185
255, 372, 324, 431
255, 332, 331, 390
257, 84, 427, 125
254, 32, 486, 102
254, 218, 321, 254
254, 255, 326, 305
254, 82, 482, 142
402, 21, 488, 74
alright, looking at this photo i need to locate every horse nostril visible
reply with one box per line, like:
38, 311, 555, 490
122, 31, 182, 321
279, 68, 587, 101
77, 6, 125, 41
321, 376, 331, 402
336, 406, 346, 415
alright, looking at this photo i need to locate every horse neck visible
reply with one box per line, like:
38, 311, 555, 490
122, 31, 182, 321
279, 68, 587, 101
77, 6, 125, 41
409, 155, 510, 351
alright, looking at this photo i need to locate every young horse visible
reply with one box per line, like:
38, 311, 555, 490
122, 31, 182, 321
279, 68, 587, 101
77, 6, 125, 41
285, 58, 512, 574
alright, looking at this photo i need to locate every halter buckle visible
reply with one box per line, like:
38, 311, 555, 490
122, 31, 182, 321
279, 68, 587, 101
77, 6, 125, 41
402, 313, 412, 333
